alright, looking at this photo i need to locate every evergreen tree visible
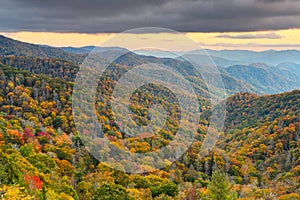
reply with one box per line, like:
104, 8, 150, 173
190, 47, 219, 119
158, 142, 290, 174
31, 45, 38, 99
207, 170, 237, 200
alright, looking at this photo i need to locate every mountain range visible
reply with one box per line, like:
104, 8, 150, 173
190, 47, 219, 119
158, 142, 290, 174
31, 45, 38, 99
0, 35, 299, 95
0, 34, 299, 199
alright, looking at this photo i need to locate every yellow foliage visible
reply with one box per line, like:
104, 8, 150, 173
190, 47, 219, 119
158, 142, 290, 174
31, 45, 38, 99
58, 192, 75, 200
127, 188, 144, 199
54, 133, 72, 147
7, 81, 14, 90
0, 185, 34, 200
46, 189, 74, 200
279, 193, 300, 200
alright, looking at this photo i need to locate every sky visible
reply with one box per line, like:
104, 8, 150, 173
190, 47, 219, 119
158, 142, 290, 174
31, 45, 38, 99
1, 0, 300, 51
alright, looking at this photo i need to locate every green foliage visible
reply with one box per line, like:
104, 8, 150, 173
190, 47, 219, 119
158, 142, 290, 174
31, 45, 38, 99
92, 183, 132, 200
206, 170, 237, 200
20, 143, 35, 157
27, 153, 56, 174
131, 174, 178, 197
153, 194, 173, 200
0, 151, 23, 185
61, 182, 79, 200
151, 182, 178, 197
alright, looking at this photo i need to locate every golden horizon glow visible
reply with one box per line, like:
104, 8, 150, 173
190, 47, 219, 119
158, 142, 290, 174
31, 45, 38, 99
1, 29, 300, 51
186, 29, 300, 51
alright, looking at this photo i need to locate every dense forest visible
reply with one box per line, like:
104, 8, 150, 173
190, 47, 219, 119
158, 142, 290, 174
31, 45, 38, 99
0, 35, 299, 199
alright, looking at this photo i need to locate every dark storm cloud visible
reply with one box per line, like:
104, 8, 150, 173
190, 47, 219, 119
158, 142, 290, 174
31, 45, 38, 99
257, 0, 285, 2
0, 0, 300, 32
216, 32, 283, 39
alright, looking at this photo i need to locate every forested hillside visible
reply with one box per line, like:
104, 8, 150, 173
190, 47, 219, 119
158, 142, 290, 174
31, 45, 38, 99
0, 61, 299, 199
0, 35, 299, 199
226, 64, 299, 94
0, 56, 79, 81
0, 35, 84, 64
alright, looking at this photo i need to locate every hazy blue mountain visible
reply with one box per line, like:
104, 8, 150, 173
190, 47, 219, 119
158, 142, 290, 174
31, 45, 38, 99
277, 62, 300, 77
137, 48, 300, 67
134, 49, 180, 58
179, 53, 250, 68
134, 49, 250, 67
61, 46, 130, 62
60, 45, 300, 67
61, 46, 128, 54
60, 46, 95, 54
189, 49, 300, 66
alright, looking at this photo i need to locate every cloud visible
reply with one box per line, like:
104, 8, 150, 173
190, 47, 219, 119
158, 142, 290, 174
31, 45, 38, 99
199, 42, 300, 48
216, 32, 283, 39
257, 0, 286, 3
0, 0, 300, 33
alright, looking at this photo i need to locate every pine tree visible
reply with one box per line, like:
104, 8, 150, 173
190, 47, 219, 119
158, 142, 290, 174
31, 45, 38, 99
207, 170, 237, 200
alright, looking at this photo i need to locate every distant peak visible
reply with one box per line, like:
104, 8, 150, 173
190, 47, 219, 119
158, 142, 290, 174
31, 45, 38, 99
250, 63, 269, 68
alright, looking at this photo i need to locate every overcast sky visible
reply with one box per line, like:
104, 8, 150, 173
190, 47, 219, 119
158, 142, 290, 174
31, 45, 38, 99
1, 0, 300, 33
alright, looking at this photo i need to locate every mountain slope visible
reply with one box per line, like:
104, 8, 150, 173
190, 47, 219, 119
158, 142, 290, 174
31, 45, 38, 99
0, 56, 79, 81
0, 50, 258, 97
0, 35, 84, 64
0, 62, 299, 198
224, 90, 299, 131
225, 64, 299, 94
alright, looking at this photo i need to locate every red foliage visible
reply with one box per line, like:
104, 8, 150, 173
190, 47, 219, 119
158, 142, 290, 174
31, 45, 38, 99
37, 132, 50, 140
117, 121, 123, 127
23, 128, 35, 140
24, 174, 43, 190
5, 115, 14, 120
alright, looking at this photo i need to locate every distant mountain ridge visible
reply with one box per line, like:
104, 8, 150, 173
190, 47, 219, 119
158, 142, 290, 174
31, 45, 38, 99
58, 41, 300, 67
60, 46, 127, 55
0, 35, 299, 95
188, 49, 300, 66
133, 48, 300, 66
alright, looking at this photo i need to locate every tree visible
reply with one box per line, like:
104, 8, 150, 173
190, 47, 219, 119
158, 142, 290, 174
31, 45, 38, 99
0, 151, 22, 185
207, 170, 237, 200
92, 183, 132, 200
24, 174, 43, 190
151, 182, 178, 197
